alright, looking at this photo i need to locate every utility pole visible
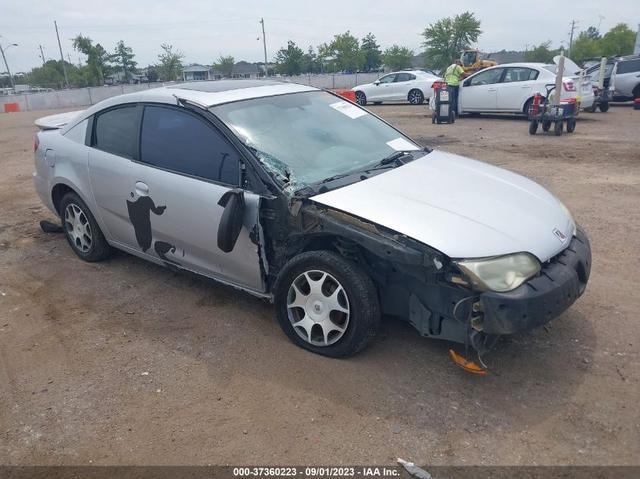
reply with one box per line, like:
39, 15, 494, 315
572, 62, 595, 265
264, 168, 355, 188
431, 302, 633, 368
0, 40, 17, 90
260, 18, 268, 77
568, 19, 578, 58
54, 20, 69, 88
38, 44, 46, 66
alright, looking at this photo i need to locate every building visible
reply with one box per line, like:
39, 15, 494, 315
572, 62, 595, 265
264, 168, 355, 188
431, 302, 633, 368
182, 62, 263, 81
182, 64, 212, 81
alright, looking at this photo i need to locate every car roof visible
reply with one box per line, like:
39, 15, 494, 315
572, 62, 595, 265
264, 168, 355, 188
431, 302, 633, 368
483, 62, 548, 69
64, 80, 319, 132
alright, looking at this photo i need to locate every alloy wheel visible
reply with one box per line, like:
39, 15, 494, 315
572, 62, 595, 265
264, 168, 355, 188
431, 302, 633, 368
286, 270, 350, 347
64, 203, 92, 253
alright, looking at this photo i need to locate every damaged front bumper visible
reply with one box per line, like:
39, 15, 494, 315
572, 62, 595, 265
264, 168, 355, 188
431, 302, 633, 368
479, 227, 591, 335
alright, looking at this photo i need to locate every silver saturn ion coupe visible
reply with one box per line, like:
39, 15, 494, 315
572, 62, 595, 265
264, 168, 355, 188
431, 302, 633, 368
33, 80, 591, 361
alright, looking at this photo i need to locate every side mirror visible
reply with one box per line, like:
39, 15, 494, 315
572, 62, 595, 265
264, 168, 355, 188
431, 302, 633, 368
373, 80, 380, 86
217, 188, 245, 253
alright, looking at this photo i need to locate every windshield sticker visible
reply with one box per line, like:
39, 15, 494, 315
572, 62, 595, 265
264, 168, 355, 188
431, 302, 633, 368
386, 138, 421, 151
330, 101, 368, 119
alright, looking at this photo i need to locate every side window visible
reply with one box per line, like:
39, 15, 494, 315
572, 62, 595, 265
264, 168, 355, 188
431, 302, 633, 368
378, 74, 396, 84
503, 67, 539, 83
394, 73, 410, 82
93, 106, 139, 159
468, 68, 504, 86
617, 60, 640, 74
140, 105, 240, 185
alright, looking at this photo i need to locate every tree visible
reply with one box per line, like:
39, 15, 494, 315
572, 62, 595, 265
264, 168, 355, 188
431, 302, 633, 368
570, 32, 601, 64
524, 41, 559, 63
600, 23, 635, 57
585, 26, 601, 40
274, 41, 305, 75
328, 31, 362, 72
303, 46, 321, 74
25, 60, 80, 89
382, 45, 414, 71
422, 11, 481, 70
213, 55, 235, 77
72, 35, 110, 85
145, 65, 159, 82
361, 33, 382, 71
113, 40, 137, 82
157, 43, 184, 81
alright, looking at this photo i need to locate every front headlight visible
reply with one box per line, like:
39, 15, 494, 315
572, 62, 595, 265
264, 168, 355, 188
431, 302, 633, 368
455, 253, 541, 293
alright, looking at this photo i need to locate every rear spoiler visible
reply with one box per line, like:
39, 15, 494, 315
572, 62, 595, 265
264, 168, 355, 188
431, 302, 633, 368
34, 110, 84, 130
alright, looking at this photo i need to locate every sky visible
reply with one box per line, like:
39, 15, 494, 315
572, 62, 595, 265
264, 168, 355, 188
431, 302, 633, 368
1, 0, 638, 73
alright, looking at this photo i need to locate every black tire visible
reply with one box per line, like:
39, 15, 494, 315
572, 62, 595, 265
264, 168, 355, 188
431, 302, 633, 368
59, 192, 111, 262
599, 102, 609, 112
554, 120, 563, 136
566, 118, 576, 133
408, 89, 424, 105
274, 251, 380, 358
523, 98, 534, 116
529, 120, 538, 135
355, 91, 367, 106
542, 120, 551, 132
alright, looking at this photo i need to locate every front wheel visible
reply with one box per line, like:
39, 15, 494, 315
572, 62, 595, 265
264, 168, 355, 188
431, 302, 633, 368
529, 120, 539, 135
355, 91, 367, 106
566, 118, 576, 133
408, 89, 424, 105
599, 102, 609, 112
274, 251, 380, 358
542, 120, 551, 132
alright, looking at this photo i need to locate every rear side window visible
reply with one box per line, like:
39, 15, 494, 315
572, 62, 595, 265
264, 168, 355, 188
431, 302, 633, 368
140, 105, 240, 185
93, 106, 139, 159
503, 67, 539, 82
617, 59, 640, 74
395, 73, 415, 82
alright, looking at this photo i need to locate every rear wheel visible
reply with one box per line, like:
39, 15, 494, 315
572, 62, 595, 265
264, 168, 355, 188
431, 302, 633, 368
60, 192, 111, 262
274, 251, 380, 358
554, 120, 563, 136
408, 89, 424, 105
529, 120, 539, 135
355, 91, 367, 106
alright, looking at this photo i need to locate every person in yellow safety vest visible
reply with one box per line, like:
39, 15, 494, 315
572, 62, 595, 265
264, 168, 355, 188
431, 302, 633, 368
444, 58, 465, 116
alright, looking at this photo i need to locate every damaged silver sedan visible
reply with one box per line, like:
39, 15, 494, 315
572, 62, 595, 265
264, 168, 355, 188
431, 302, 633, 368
33, 80, 591, 363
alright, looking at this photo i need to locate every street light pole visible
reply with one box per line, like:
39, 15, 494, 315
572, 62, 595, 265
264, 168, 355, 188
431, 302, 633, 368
0, 40, 17, 90
260, 18, 268, 77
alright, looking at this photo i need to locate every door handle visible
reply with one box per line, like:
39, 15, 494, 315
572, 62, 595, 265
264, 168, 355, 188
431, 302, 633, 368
488, 88, 497, 91
135, 181, 149, 196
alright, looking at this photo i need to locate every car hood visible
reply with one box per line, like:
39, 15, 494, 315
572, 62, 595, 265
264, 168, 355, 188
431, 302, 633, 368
310, 150, 574, 261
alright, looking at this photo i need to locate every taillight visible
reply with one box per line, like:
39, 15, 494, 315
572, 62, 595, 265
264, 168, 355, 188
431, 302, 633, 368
34, 134, 39, 152
563, 81, 576, 92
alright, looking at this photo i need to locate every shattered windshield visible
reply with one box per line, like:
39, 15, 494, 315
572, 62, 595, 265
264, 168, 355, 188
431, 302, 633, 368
211, 91, 422, 192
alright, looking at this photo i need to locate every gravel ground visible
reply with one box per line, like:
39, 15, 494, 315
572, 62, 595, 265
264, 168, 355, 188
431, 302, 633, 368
0, 103, 638, 466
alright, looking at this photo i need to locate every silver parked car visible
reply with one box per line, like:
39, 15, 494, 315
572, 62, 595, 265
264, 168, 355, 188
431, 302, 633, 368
33, 80, 591, 360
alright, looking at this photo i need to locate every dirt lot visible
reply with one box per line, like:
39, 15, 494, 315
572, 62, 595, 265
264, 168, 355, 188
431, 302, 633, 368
0, 104, 638, 466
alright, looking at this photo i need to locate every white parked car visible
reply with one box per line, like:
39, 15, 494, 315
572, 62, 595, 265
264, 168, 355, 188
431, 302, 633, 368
352, 70, 441, 106
451, 62, 594, 115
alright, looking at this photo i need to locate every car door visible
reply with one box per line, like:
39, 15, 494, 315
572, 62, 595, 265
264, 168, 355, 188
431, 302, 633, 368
496, 67, 539, 111
88, 104, 145, 248
134, 104, 264, 292
371, 73, 397, 101
459, 68, 504, 111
